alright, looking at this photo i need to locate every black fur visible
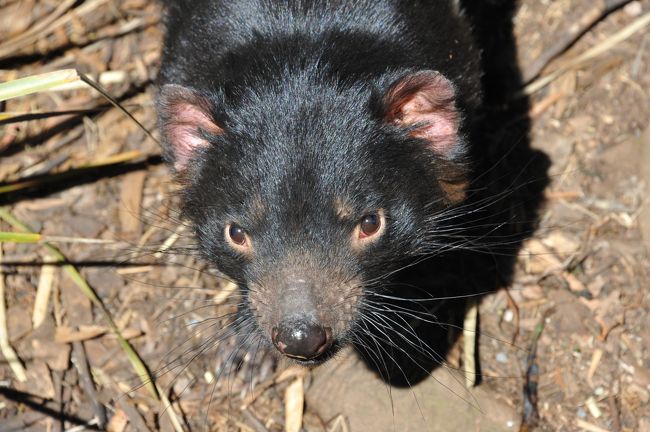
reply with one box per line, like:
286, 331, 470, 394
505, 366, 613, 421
156, 0, 549, 383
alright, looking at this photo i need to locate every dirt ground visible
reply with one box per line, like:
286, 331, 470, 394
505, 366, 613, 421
0, 1, 649, 431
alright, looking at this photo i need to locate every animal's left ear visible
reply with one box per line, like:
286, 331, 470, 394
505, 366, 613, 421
384, 70, 461, 156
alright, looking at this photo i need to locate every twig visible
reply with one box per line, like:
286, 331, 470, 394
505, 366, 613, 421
0, 150, 156, 195
503, 287, 521, 345
284, 377, 304, 432
72, 341, 108, 429
33, 256, 56, 328
0, 244, 27, 381
519, 308, 554, 432
0, 0, 112, 60
523, 0, 633, 83
51, 370, 64, 432
575, 419, 610, 432
608, 394, 621, 432
462, 298, 478, 388
242, 408, 270, 432
78, 73, 159, 144
0, 0, 78, 60
523, 10, 650, 96
93, 368, 153, 432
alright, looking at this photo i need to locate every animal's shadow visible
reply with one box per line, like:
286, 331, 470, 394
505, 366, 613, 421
354, 0, 551, 387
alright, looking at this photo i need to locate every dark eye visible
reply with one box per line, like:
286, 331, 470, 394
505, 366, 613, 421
227, 223, 247, 245
359, 213, 381, 238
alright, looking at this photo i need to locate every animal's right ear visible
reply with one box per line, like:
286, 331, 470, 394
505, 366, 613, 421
157, 84, 223, 173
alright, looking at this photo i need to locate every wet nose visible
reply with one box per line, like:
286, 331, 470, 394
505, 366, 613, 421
272, 319, 332, 360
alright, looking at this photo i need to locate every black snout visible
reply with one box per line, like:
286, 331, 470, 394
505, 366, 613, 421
272, 319, 332, 360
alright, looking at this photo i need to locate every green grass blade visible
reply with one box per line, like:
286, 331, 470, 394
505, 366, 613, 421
0, 69, 80, 102
0, 232, 42, 243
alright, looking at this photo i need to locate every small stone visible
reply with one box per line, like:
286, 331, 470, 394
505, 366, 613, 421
496, 352, 508, 364
624, 1, 643, 17
504, 309, 514, 323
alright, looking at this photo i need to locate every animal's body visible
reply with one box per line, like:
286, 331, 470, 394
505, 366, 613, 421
156, 0, 500, 372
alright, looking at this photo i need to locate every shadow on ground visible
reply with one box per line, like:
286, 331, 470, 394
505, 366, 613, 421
353, 0, 551, 388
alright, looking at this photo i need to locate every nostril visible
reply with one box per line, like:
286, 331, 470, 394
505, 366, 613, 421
271, 326, 287, 352
272, 320, 333, 360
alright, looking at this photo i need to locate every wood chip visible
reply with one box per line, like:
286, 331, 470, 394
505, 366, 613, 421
106, 409, 129, 432
32, 338, 71, 371
115, 265, 153, 275
564, 271, 586, 292
33, 257, 57, 328
585, 396, 602, 419
575, 418, 609, 432
55, 325, 107, 343
119, 171, 147, 236
17, 361, 55, 399
587, 349, 603, 387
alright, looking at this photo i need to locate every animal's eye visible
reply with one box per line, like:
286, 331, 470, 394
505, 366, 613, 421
227, 223, 247, 246
358, 213, 381, 239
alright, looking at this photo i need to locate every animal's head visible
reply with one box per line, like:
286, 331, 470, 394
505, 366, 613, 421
157, 70, 470, 364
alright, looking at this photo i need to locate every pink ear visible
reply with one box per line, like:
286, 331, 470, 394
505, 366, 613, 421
385, 71, 459, 154
158, 85, 223, 172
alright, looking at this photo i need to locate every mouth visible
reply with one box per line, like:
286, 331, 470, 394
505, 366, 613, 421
275, 338, 343, 367
282, 347, 339, 366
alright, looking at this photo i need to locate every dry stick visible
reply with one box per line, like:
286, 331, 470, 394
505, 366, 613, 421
0, 150, 152, 195
241, 409, 270, 432
0, 0, 111, 60
33, 257, 56, 328
502, 287, 520, 345
519, 308, 553, 432
523, 10, 650, 96
284, 377, 304, 432
462, 298, 478, 388
51, 369, 64, 432
608, 394, 621, 432
0, 0, 78, 59
0, 244, 27, 381
523, 0, 633, 83
72, 341, 108, 429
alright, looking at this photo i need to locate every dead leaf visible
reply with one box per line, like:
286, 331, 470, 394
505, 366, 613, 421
55, 325, 107, 343
31, 338, 71, 371
119, 171, 146, 236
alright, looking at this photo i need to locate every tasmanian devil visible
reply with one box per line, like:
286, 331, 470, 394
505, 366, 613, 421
156, 0, 488, 369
